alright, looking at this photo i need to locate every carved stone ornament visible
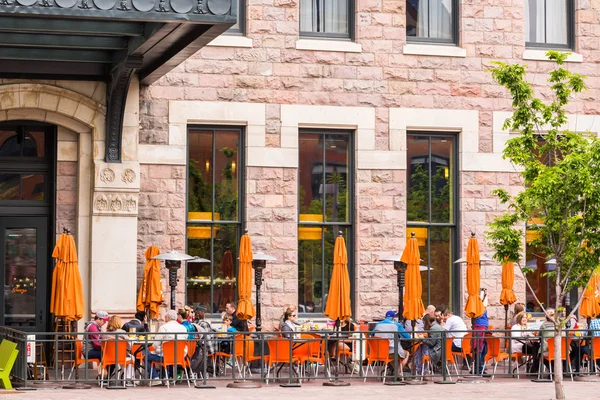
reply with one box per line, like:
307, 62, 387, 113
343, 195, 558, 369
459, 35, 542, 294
121, 168, 136, 184
125, 197, 136, 212
94, 193, 137, 214
110, 197, 123, 211
94, 194, 108, 211
99, 168, 115, 183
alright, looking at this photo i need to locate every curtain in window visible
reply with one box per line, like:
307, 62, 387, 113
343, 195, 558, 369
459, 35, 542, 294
526, 0, 567, 45
300, 0, 349, 34
417, 0, 452, 40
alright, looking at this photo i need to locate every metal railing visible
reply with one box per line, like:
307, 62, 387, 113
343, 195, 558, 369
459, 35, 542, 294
2, 325, 600, 388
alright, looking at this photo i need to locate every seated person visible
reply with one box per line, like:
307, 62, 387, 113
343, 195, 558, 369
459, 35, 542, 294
373, 310, 410, 370
219, 314, 237, 353
145, 310, 188, 386
280, 306, 299, 339
441, 308, 467, 353
122, 311, 147, 333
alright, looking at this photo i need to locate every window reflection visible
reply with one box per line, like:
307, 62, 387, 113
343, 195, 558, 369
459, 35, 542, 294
298, 130, 352, 314
4, 228, 37, 327
407, 134, 455, 308
186, 127, 242, 314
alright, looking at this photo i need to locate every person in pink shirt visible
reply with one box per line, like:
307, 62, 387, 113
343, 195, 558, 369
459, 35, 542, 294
84, 310, 109, 360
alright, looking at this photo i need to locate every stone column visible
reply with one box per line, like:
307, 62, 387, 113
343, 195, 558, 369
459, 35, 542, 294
90, 162, 140, 312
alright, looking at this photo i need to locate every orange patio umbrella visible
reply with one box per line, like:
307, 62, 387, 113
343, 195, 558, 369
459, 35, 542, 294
580, 271, 600, 320
137, 245, 164, 319
500, 261, 517, 328
324, 232, 352, 322
50, 233, 67, 316
401, 232, 425, 322
464, 234, 486, 319
50, 232, 84, 321
236, 233, 255, 321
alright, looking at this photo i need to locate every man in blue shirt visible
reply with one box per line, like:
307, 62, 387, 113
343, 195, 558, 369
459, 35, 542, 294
373, 310, 411, 364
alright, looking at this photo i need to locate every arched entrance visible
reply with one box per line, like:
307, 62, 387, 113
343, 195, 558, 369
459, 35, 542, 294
0, 121, 55, 331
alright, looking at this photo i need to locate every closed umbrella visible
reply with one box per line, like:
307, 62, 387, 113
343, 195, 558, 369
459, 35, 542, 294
580, 271, 600, 320
50, 233, 67, 316
324, 232, 352, 322
51, 233, 84, 321
500, 261, 517, 328
137, 245, 164, 320
464, 236, 485, 319
401, 233, 425, 323
236, 234, 255, 321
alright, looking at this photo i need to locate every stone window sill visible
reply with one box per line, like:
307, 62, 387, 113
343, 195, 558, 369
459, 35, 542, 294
207, 35, 253, 48
403, 43, 466, 58
523, 49, 582, 63
295, 39, 362, 53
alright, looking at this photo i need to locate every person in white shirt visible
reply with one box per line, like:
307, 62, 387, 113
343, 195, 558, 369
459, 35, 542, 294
441, 308, 467, 352
145, 310, 188, 385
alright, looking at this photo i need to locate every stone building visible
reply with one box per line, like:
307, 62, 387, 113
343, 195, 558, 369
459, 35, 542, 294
0, 1, 594, 331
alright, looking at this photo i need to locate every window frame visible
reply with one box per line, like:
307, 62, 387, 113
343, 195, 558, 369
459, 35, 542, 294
297, 128, 355, 318
406, 132, 459, 312
406, 0, 460, 46
225, 0, 246, 36
525, 0, 574, 50
299, 0, 355, 41
185, 125, 245, 316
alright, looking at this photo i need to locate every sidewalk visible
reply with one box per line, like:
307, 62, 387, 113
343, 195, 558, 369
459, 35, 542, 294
4, 379, 600, 400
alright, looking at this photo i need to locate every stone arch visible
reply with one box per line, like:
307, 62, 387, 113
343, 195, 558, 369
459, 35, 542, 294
0, 83, 105, 135
0, 83, 101, 326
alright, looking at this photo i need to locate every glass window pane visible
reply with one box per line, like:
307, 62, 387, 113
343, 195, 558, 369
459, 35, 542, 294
0, 174, 20, 200
431, 137, 453, 223
407, 136, 430, 223
525, 237, 555, 312
0, 130, 21, 157
299, 226, 348, 314
406, 0, 453, 40
300, 0, 349, 35
4, 228, 37, 327
429, 226, 452, 308
213, 224, 239, 312
188, 130, 214, 215
187, 227, 213, 312
526, 0, 568, 45
325, 134, 349, 223
21, 174, 45, 201
299, 133, 324, 216
215, 130, 240, 222
23, 130, 45, 157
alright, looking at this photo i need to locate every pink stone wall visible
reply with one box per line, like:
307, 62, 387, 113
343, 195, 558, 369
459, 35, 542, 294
137, 164, 187, 311
137, 1, 600, 326
56, 161, 77, 240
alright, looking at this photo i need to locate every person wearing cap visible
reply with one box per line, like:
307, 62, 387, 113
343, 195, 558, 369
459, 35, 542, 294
373, 310, 411, 369
84, 310, 109, 360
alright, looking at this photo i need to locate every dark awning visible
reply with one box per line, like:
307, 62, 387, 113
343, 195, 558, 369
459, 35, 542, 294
0, 0, 235, 161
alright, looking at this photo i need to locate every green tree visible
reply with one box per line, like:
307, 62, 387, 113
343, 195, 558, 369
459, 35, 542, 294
486, 51, 599, 399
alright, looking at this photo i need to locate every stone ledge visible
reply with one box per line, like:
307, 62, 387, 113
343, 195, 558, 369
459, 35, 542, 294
523, 49, 583, 63
207, 35, 253, 48
403, 43, 467, 58
295, 38, 362, 53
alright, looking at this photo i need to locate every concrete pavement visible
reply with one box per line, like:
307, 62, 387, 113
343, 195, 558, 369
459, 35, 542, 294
3, 380, 600, 400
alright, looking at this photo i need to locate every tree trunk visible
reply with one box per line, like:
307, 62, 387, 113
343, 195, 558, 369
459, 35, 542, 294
554, 327, 565, 400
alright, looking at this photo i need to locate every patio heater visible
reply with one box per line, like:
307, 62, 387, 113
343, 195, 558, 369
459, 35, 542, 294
152, 251, 209, 310
252, 251, 277, 332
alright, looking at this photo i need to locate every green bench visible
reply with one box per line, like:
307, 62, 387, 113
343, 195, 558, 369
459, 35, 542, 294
0, 339, 19, 390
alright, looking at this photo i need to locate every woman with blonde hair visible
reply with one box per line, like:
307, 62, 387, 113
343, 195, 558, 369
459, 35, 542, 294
510, 311, 539, 373
105, 315, 135, 386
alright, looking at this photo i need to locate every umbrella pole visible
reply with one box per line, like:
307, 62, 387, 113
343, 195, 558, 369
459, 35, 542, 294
504, 305, 509, 351
323, 319, 350, 387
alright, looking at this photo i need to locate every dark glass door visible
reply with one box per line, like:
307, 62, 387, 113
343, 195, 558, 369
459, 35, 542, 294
0, 215, 49, 331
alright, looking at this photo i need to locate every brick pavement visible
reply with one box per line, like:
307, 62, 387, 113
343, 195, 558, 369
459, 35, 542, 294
4, 380, 600, 400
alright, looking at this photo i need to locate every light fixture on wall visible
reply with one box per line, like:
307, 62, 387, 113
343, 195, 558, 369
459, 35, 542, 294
231, 161, 236, 174
205, 160, 210, 171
